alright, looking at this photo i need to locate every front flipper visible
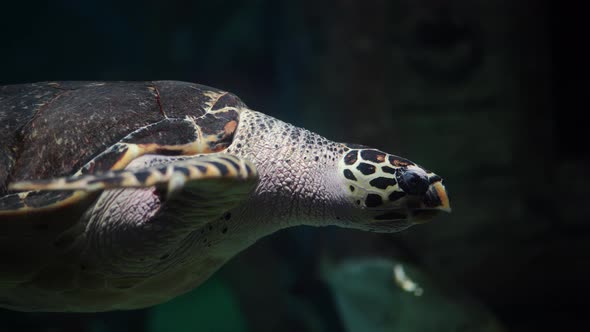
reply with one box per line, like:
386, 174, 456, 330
1, 154, 257, 286
10, 154, 257, 199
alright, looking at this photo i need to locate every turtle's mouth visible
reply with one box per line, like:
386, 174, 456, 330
410, 209, 445, 223
410, 181, 451, 223
372, 181, 451, 224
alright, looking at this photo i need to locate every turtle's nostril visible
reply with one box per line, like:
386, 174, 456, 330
398, 169, 429, 195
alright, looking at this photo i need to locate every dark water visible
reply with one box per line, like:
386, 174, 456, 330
1, 1, 584, 331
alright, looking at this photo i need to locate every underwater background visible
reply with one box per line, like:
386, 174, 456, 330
0, 0, 583, 331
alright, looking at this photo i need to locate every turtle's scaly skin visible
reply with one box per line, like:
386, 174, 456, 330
0, 81, 449, 312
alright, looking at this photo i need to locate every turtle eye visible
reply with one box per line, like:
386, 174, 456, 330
396, 168, 429, 195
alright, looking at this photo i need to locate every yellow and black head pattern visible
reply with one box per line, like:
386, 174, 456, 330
338, 148, 450, 228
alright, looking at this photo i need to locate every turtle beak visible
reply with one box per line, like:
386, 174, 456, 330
410, 177, 451, 223
426, 180, 451, 212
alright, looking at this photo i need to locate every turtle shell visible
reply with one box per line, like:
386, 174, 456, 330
0, 81, 246, 196
0, 81, 252, 303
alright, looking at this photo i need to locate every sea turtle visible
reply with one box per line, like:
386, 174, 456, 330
0, 81, 450, 312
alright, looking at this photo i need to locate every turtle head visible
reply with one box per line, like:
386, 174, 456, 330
335, 148, 450, 232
